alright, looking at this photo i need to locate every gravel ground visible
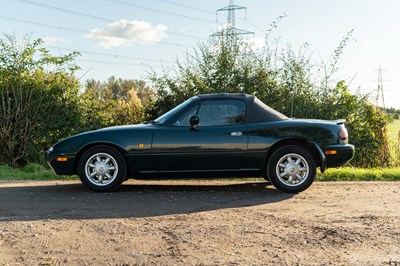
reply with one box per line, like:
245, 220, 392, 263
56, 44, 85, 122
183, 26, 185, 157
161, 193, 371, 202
0, 180, 399, 265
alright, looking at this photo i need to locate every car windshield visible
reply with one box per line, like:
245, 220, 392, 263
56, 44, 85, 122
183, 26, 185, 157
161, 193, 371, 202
154, 97, 198, 125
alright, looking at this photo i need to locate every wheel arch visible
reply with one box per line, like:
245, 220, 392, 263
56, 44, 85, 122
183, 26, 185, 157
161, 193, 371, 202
265, 139, 326, 174
73, 142, 129, 175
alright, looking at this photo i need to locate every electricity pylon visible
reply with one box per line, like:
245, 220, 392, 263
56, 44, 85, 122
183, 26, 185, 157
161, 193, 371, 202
375, 66, 385, 109
210, 0, 254, 48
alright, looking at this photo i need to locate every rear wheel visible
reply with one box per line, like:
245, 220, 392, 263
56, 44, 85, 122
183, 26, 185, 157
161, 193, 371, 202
78, 145, 127, 192
267, 145, 316, 193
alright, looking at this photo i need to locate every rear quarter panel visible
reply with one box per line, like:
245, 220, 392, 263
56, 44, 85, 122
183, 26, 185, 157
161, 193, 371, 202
244, 120, 339, 170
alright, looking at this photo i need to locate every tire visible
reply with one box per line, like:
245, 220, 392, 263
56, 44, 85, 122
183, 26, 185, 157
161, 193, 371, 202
267, 145, 316, 193
78, 145, 127, 192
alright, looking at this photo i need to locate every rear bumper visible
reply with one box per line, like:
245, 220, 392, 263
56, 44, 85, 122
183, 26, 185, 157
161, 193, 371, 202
324, 144, 355, 168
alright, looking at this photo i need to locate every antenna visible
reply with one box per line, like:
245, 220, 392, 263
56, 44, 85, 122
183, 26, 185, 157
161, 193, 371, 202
210, 0, 254, 48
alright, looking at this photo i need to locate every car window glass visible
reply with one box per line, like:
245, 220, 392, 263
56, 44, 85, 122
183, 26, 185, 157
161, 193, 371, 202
154, 97, 197, 125
172, 105, 199, 127
197, 100, 245, 126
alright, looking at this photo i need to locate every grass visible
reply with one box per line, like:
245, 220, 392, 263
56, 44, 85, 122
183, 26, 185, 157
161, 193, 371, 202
0, 163, 399, 182
318, 167, 400, 181
314, 119, 400, 181
0, 163, 77, 181
388, 119, 400, 144
388, 119, 400, 166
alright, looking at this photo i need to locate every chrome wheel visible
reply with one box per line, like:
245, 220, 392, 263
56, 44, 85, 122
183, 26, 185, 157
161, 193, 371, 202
275, 153, 309, 187
84, 153, 119, 187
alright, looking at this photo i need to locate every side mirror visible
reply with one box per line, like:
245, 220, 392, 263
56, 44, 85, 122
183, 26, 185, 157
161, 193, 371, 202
189, 115, 200, 127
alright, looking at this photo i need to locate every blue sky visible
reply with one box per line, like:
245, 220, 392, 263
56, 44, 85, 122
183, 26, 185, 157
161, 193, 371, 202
1, 0, 399, 108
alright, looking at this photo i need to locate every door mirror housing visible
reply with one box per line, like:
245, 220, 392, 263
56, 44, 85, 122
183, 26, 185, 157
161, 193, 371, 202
189, 115, 200, 127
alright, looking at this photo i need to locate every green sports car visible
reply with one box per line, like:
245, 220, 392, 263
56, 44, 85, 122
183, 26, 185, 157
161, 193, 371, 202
45, 93, 354, 193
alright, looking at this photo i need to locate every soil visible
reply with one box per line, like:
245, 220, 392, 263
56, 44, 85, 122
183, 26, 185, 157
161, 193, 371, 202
0, 180, 399, 265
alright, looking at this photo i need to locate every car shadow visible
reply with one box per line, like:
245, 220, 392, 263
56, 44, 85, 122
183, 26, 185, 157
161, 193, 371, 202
0, 181, 293, 222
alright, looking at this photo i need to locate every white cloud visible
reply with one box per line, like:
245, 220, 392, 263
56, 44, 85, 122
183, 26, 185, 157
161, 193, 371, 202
86, 19, 168, 48
42, 36, 68, 45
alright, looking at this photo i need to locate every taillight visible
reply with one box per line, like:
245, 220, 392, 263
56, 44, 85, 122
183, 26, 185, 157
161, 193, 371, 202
338, 127, 348, 141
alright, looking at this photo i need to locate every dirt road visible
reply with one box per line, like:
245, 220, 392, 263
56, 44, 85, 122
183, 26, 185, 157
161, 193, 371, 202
0, 180, 399, 265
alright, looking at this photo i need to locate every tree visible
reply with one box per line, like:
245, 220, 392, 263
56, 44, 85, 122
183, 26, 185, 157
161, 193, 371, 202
148, 30, 390, 168
148, 37, 279, 117
80, 77, 151, 131
0, 35, 81, 166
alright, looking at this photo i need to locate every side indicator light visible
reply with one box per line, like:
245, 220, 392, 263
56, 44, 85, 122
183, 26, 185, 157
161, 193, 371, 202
56, 157, 68, 162
325, 150, 337, 155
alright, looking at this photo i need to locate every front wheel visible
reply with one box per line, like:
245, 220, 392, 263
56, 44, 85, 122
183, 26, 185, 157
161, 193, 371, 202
78, 145, 127, 192
267, 145, 316, 193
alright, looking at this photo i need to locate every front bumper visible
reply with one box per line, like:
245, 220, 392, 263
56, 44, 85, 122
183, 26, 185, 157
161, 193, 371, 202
324, 144, 355, 168
45, 152, 77, 175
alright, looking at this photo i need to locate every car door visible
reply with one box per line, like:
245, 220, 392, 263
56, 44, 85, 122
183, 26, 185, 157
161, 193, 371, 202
188, 100, 248, 171
151, 105, 198, 172
152, 99, 248, 172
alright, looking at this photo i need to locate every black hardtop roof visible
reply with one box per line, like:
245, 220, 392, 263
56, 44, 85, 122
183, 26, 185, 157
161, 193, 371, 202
195, 93, 288, 123
197, 93, 252, 100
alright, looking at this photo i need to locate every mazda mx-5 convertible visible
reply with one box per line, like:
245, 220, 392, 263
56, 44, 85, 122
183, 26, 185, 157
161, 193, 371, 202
45, 93, 354, 193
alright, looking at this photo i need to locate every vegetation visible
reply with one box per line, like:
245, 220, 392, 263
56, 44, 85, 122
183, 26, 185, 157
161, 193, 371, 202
318, 167, 400, 181
0, 35, 82, 167
0, 163, 76, 180
0, 35, 152, 167
388, 119, 400, 166
149, 29, 390, 168
80, 76, 153, 131
385, 107, 400, 120
0, 23, 398, 180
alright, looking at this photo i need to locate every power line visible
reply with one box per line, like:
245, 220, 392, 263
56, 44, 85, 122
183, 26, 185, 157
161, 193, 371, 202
158, 0, 215, 15
13, 0, 112, 22
244, 19, 266, 32
157, 0, 267, 35
107, 0, 215, 23
13, 0, 207, 40
47, 46, 174, 63
0, 15, 86, 34
158, 0, 266, 33
0, 16, 192, 48
77, 58, 168, 68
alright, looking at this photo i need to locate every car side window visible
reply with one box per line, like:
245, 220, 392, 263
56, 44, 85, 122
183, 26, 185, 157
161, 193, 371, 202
172, 105, 199, 127
197, 100, 246, 126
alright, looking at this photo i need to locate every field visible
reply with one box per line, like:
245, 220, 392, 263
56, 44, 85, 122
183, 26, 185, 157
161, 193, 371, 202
389, 119, 400, 166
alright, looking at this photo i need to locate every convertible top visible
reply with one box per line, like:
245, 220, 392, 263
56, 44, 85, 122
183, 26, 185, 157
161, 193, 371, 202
196, 93, 289, 123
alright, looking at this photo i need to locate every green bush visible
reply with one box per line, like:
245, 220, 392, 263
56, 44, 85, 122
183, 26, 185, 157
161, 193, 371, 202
0, 35, 82, 167
149, 32, 390, 168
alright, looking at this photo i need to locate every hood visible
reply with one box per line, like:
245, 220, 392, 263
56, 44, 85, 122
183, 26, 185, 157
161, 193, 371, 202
94, 123, 151, 132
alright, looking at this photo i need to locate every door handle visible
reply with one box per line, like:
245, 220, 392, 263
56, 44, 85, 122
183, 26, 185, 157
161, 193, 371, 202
230, 132, 242, 136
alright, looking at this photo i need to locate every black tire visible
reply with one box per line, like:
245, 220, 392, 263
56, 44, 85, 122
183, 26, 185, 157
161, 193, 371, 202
78, 145, 127, 192
267, 145, 316, 193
